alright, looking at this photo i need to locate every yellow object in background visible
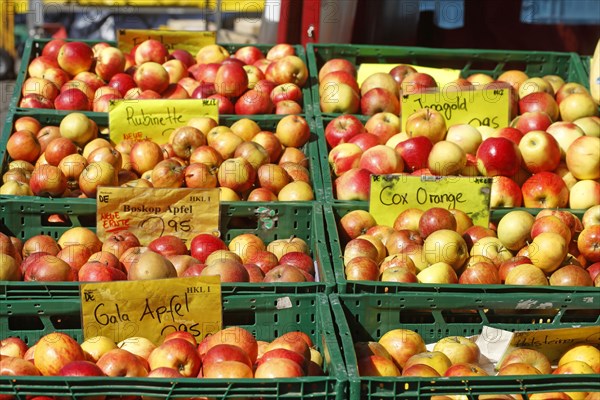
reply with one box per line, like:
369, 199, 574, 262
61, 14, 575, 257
357, 63, 461, 88
117, 28, 216, 55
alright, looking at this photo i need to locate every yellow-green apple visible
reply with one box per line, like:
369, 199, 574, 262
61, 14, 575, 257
546, 121, 584, 159
277, 180, 315, 200
116, 336, 157, 361
324, 114, 365, 148
404, 351, 452, 376
433, 336, 480, 364
361, 72, 398, 96
127, 250, 177, 280
467, 72, 494, 86
427, 140, 466, 176
395, 136, 434, 172
266, 236, 309, 260
96, 348, 149, 377
527, 232, 567, 274
578, 225, 600, 263
365, 112, 401, 144
497, 362, 542, 375
389, 64, 418, 87
357, 354, 401, 376
573, 115, 600, 136
275, 114, 310, 147
334, 168, 371, 200
147, 338, 201, 377
417, 262, 459, 283
386, 132, 409, 148
418, 207, 457, 238
33, 332, 86, 376
361, 88, 399, 115
405, 108, 447, 143
401, 72, 437, 94
531, 215, 572, 243
543, 74, 566, 93
582, 205, 600, 228
339, 209, 377, 241
504, 264, 548, 286
445, 124, 482, 155
553, 360, 595, 375
359, 144, 403, 174
511, 111, 553, 134
78, 160, 118, 198
195, 44, 229, 64
423, 229, 468, 270
378, 329, 426, 369
555, 82, 590, 104
518, 130, 561, 173
518, 77, 554, 99
558, 344, 600, 373
497, 210, 535, 251
319, 70, 360, 97
320, 82, 360, 113
519, 92, 559, 121
559, 93, 599, 122
57, 41, 94, 76
476, 137, 521, 177
329, 143, 363, 177
497, 348, 551, 374
444, 362, 488, 376
470, 236, 512, 266
566, 136, 600, 180
80, 335, 117, 362
381, 266, 418, 282
59, 112, 97, 147
490, 176, 523, 208
318, 58, 356, 81
267, 55, 308, 86
521, 171, 569, 208
550, 264, 593, 286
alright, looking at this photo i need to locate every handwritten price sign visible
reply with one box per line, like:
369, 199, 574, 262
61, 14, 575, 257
401, 83, 512, 130
108, 99, 218, 145
96, 187, 219, 246
369, 175, 492, 227
81, 276, 222, 344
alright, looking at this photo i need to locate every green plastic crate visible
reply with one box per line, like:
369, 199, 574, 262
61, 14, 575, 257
306, 43, 588, 119
331, 293, 600, 400
0, 198, 335, 296
0, 293, 348, 399
10, 38, 313, 117
0, 111, 324, 202
324, 203, 594, 295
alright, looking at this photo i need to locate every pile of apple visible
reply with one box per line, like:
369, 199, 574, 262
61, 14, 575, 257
20, 39, 308, 114
338, 204, 600, 286
2, 112, 316, 201
321, 59, 599, 208
0, 327, 325, 379
0, 226, 318, 284
354, 328, 599, 384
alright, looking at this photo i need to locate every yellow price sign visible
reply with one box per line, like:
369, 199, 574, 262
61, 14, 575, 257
81, 276, 222, 344
401, 83, 512, 131
117, 29, 216, 55
108, 99, 218, 145
357, 63, 461, 87
369, 175, 492, 227
96, 187, 220, 246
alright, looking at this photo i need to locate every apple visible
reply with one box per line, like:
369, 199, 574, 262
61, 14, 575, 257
59, 112, 98, 148
344, 256, 380, 281
401, 72, 437, 94
497, 362, 542, 375
87, 146, 122, 170
275, 114, 311, 148
364, 112, 401, 144
489, 175, 523, 208
147, 338, 201, 377
0, 356, 41, 376
267, 55, 308, 86
444, 362, 488, 377
417, 262, 459, 283
404, 108, 446, 143
22, 77, 59, 101
559, 93, 599, 122
582, 205, 600, 228
133, 61, 170, 94
497, 69, 529, 92
6, 130, 42, 163
339, 209, 377, 242
521, 171, 569, 208
203, 343, 252, 369
385, 229, 424, 258
404, 351, 452, 376
0, 337, 28, 358
357, 354, 401, 376
96, 348, 149, 377
319, 70, 360, 98
423, 229, 468, 270
519, 130, 561, 173
343, 237, 380, 266
566, 136, 600, 180
570, 180, 600, 209
80, 335, 117, 363
578, 225, 600, 263
148, 235, 188, 257
505, 263, 548, 285
394, 136, 434, 172
117, 336, 157, 360
319, 58, 356, 80
320, 82, 360, 114
42, 38, 67, 60
445, 124, 482, 155
418, 208, 457, 238
558, 344, 600, 373
360, 88, 400, 115
29, 165, 68, 197
511, 111, 553, 134
189, 233, 228, 264
476, 137, 521, 177
519, 92, 559, 121
427, 140, 467, 176
573, 115, 600, 136
58, 360, 105, 377
127, 250, 177, 280
519, 76, 554, 98
346, 133, 381, 152
497, 210, 535, 251
546, 121, 584, 159
433, 336, 479, 364
550, 264, 593, 286
33, 332, 86, 376
378, 329, 426, 369
401, 363, 440, 377
78, 161, 118, 198
57, 41, 94, 76
389, 64, 418, 86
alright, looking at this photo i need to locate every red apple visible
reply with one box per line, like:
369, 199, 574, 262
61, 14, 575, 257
476, 137, 521, 177
34, 332, 86, 376
511, 111, 553, 134
57, 41, 94, 76
521, 171, 569, 208
519, 130, 561, 173
334, 168, 371, 201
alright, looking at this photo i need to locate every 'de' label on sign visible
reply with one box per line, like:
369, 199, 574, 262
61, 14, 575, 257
96, 187, 220, 246
401, 83, 512, 131
80, 276, 222, 344
369, 175, 492, 227
117, 29, 216, 55
109, 99, 219, 144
